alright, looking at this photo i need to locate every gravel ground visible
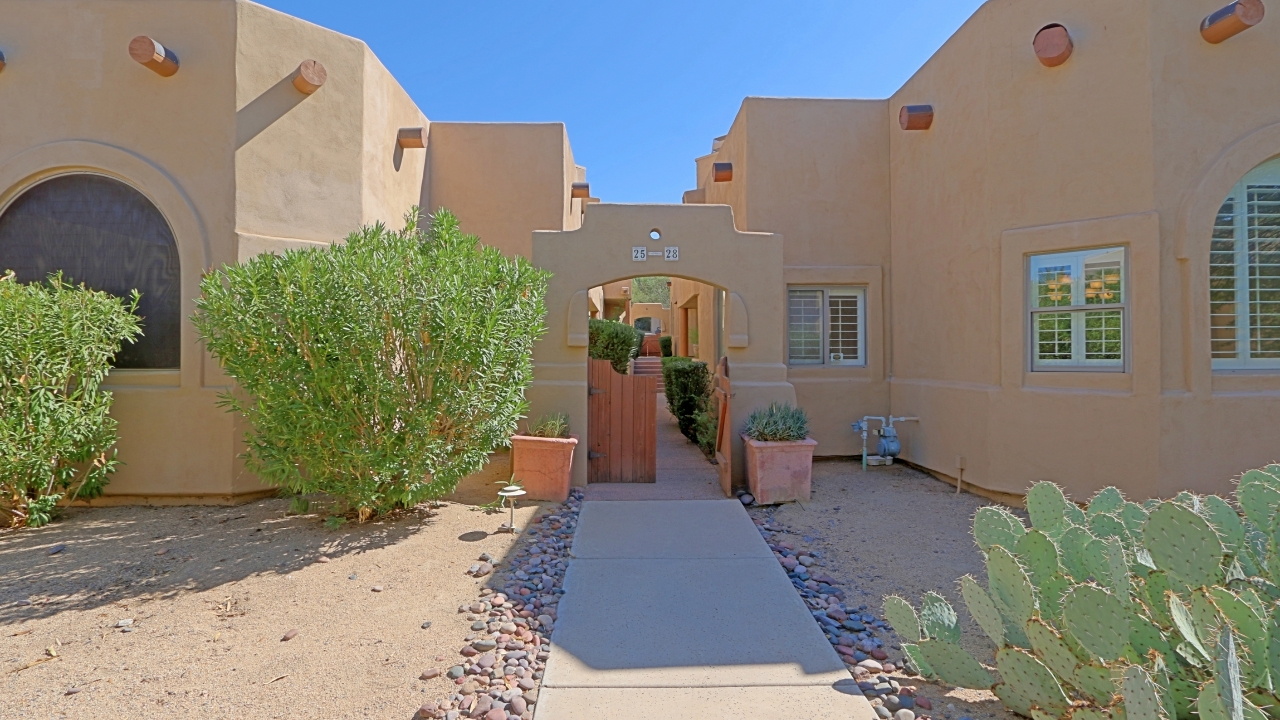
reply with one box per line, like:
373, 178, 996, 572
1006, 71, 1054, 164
0, 496, 547, 719
748, 459, 1022, 720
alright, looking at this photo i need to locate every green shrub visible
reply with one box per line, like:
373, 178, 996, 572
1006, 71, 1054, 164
589, 318, 642, 374
193, 208, 549, 519
660, 336, 673, 357
0, 271, 142, 528
527, 414, 570, 439
883, 468, 1280, 720
693, 407, 718, 458
741, 402, 809, 442
662, 357, 711, 441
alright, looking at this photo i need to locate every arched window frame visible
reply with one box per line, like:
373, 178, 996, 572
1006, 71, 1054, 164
0, 171, 183, 370
1210, 156, 1280, 371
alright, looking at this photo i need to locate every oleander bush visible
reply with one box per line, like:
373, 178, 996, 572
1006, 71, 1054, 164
193, 208, 549, 519
588, 318, 643, 374
883, 467, 1280, 720
741, 402, 809, 442
0, 271, 142, 528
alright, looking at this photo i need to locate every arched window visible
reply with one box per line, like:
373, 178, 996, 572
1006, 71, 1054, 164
1211, 156, 1280, 370
0, 174, 181, 368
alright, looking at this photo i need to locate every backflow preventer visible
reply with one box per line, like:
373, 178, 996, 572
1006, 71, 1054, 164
851, 416, 918, 471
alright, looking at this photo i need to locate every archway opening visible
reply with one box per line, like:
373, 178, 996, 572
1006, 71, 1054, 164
0, 173, 181, 369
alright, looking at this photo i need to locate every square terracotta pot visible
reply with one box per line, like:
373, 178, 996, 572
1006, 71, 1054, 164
743, 435, 818, 505
510, 435, 578, 503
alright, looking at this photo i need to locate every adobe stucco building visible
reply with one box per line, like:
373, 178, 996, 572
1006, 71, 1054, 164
1, 0, 1276, 503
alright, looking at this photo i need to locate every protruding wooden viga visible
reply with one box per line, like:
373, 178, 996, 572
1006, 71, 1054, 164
1201, 0, 1266, 43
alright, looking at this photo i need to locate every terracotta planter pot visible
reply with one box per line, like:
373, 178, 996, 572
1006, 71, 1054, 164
742, 435, 818, 505
510, 435, 578, 503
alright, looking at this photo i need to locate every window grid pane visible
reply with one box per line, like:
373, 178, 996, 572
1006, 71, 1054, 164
1036, 312, 1073, 362
828, 295, 859, 363
1210, 198, 1239, 358
1083, 261, 1123, 305
1036, 265, 1073, 308
1248, 186, 1280, 359
1084, 310, 1123, 361
788, 289, 822, 364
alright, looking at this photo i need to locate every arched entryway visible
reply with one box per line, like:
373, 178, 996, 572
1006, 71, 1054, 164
529, 203, 795, 490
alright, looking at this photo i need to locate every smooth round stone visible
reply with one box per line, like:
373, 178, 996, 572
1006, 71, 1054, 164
896, 711, 915, 720
447, 665, 465, 679
473, 639, 498, 652
899, 696, 915, 710
871, 648, 889, 661
884, 695, 902, 711
916, 697, 933, 711
739, 494, 754, 505
420, 668, 442, 680
883, 662, 897, 673
510, 696, 527, 715
471, 621, 487, 631
857, 659, 884, 672
484, 709, 506, 720
875, 707, 893, 719
460, 681, 479, 695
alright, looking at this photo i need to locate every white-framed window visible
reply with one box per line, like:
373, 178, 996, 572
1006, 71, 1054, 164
1210, 156, 1280, 370
787, 286, 866, 366
1028, 247, 1127, 371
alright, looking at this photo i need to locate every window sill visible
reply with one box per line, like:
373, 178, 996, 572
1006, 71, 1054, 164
1212, 372, 1280, 394
102, 369, 181, 388
787, 364, 871, 380
1024, 370, 1131, 392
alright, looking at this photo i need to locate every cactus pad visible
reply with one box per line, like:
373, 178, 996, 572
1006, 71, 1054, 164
989, 546, 1037, 631
1026, 618, 1080, 684
1016, 530, 1063, 585
920, 591, 961, 643
975, 506, 1027, 551
1038, 572, 1071, 621
1129, 613, 1174, 660
1090, 512, 1130, 542
1191, 588, 1225, 644
1121, 502, 1150, 542
1063, 584, 1131, 662
961, 574, 1005, 646
1217, 631, 1244, 720
1101, 538, 1131, 601
1200, 495, 1246, 553
1209, 588, 1264, 652
918, 639, 994, 689
1081, 538, 1112, 582
996, 647, 1071, 717
901, 643, 934, 678
1088, 487, 1126, 517
1123, 665, 1166, 720
1195, 680, 1262, 720
1069, 708, 1112, 720
1143, 572, 1174, 626
1065, 501, 1088, 526
1075, 663, 1122, 705
1059, 526, 1096, 580
1237, 473, 1280, 530
1028, 482, 1070, 531
883, 595, 922, 641
1169, 591, 1211, 661
1031, 710, 1058, 720
1143, 502, 1225, 589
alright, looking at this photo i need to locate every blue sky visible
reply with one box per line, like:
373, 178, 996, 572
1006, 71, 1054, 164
256, 1, 987, 203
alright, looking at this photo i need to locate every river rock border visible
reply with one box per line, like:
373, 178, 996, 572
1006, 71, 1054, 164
417, 489, 583, 720
749, 505, 939, 720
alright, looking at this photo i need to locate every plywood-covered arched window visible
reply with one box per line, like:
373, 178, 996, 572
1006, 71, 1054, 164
0, 174, 181, 368
1211, 156, 1280, 370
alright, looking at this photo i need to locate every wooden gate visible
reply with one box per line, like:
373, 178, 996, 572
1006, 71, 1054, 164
713, 357, 733, 496
588, 359, 657, 483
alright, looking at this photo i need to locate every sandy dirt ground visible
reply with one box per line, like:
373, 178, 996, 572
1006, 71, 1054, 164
0, 496, 549, 719
751, 459, 1023, 720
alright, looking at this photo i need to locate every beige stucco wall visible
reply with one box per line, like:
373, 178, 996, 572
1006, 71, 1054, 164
424, 122, 579, 258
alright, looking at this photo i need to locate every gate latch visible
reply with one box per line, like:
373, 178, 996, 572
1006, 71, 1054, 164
588, 451, 605, 459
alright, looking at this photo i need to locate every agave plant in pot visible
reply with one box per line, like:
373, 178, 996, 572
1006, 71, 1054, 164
510, 414, 578, 503
741, 402, 817, 505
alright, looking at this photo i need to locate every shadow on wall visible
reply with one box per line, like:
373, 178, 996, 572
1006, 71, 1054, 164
235, 73, 309, 149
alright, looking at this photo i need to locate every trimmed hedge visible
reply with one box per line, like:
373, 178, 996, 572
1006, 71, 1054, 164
661, 357, 711, 441
589, 319, 642, 374
659, 336, 673, 357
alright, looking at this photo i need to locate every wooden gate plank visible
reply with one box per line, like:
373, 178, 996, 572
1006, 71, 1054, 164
714, 358, 732, 497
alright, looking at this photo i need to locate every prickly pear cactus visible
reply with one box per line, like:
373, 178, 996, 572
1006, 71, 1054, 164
881, 467, 1280, 720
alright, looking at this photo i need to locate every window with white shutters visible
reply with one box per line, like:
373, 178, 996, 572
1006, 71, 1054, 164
787, 287, 866, 366
1028, 247, 1127, 371
1211, 156, 1280, 370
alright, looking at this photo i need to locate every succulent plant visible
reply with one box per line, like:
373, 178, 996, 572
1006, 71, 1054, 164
884, 466, 1280, 720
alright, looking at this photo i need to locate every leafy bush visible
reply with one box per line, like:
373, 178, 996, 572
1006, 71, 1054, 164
193, 208, 549, 518
0, 271, 142, 528
883, 468, 1280, 720
694, 408, 718, 458
630, 276, 670, 306
741, 402, 809, 442
589, 318, 642, 374
660, 336, 673, 357
662, 357, 711, 441
526, 414, 570, 439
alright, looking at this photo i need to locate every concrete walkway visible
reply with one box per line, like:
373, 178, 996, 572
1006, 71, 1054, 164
537, 403, 875, 718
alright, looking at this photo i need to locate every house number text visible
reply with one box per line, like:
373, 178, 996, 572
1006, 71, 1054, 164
631, 246, 679, 261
